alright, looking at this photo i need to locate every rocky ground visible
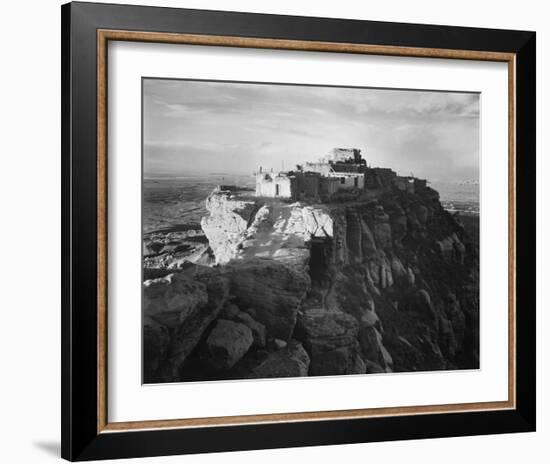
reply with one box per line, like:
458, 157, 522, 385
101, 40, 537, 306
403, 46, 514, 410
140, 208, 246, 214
143, 224, 214, 280
143, 183, 479, 383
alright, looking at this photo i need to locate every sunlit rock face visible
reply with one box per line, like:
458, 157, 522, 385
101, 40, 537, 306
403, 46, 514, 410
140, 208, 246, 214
200, 190, 259, 265
201, 189, 334, 268
143, 183, 478, 383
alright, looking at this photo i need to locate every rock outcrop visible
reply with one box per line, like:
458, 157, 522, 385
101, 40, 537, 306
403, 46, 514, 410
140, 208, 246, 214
143, 226, 213, 278
246, 341, 310, 378
296, 308, 366, 376
201, 189, 333, 269
223, 259, 310, 341
143, 183, 479, 382
200, 191, 259, 264
200, 319, 253, 371
142, 266, 229, 382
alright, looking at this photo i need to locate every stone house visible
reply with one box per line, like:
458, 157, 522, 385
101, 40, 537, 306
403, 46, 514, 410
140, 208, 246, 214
255, 147, 422, 201
327, 171, 365, 190
255, 168, 364, 200
255, 171, 295, 199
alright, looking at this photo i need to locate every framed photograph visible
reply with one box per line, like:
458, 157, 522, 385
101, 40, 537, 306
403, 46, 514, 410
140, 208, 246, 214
61, 1, 536, 461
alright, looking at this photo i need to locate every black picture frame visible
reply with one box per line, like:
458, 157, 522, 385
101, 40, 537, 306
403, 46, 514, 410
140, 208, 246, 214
61, 1, 536, 461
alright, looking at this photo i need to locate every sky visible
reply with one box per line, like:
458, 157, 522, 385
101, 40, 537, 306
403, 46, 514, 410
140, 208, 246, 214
143, 79, 480, 182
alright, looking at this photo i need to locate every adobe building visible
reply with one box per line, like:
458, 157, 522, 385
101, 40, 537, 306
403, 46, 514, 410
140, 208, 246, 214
328, 148, 365, 165
254, 169, 323, 201
254, 147, 424, 201
304, 147, 366, 191
255, 169, 295, 199
255, 148, 367, 201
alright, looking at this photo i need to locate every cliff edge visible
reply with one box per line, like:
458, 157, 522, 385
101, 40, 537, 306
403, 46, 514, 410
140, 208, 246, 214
143, 183, 479, 382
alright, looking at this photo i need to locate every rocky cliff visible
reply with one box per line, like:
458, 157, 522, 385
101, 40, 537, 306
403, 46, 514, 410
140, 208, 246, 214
143, 183, 479, 383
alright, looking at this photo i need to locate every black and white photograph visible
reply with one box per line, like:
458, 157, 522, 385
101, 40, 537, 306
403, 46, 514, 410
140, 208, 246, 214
0, 0, 543, 461
142, 78, 480, 384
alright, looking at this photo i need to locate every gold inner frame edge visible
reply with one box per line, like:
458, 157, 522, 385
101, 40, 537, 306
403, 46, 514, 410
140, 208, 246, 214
96, 29, 517, 434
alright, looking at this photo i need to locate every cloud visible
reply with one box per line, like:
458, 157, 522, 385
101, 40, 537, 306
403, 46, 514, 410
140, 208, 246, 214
143, 78, 479, 182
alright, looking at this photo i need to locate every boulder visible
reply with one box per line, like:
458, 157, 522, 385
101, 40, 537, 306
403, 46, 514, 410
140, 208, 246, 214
218, 303, 266, 347
223, 259, 310, 341
272, 338, 287, 350
168, 270, 230, 375
143, 272, 208, 329
247, 341, 310, 378
235, 311, 267, 348
296, 308, 365, 376
201, 319, 254, 371
219, 302, 241, 320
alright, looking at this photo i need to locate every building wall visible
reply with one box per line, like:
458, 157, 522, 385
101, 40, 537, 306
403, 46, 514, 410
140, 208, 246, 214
330, 148, 359, 162
292, 172, 321, 199
331, 163, 361, 173
256, 170, 366, 200
365, 168, 397, 189
328, 173, 365, 190
255, 173, 294, 198
365, 170, 378, 189
303, 175, 320, 198
304, 162, 333, 175
320, 177, 340, 196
